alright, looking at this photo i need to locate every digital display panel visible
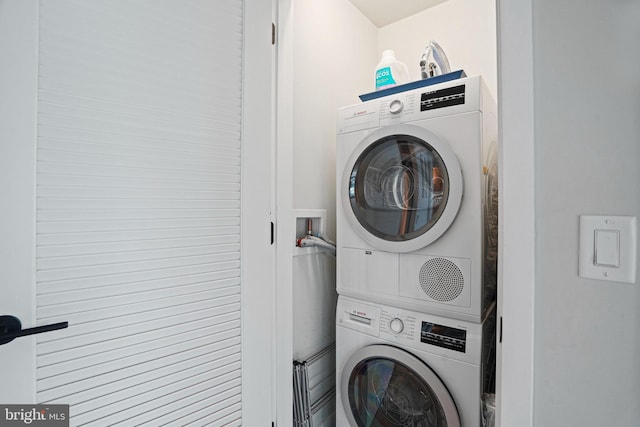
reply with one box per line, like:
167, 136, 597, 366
420, 84, 465, 111
421, 321, 467, 353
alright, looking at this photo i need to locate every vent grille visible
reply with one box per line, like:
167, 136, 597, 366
419, 258, 464, 302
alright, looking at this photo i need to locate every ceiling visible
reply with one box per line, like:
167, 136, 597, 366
348, 0, 449, 27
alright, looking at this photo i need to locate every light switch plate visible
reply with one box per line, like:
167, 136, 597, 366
579, 215, 637, 283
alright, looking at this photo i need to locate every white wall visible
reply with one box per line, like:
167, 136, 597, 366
532, 0, 640, 425
378, 0, 497, 100
282, 3, 377, 424
290, 0, 377, 360
292, 0, 377, 240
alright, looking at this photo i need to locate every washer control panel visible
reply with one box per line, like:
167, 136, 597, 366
337, 296, 483, 363
379, 308, 467, 353
380, 309, 416, 340
379, 93, 417, 125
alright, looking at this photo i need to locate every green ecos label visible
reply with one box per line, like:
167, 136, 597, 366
375, 67, 396, 89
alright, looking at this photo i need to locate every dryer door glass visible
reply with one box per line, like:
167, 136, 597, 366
348, 134, 449, 242
347, 357, 450, 426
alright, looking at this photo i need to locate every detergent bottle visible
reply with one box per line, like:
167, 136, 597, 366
374, 50, 410, 91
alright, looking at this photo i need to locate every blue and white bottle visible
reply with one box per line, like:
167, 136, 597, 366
374, 50, 410, 91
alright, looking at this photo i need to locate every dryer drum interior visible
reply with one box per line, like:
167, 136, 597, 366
343, 345, 461, 427
349, 134, 450, 242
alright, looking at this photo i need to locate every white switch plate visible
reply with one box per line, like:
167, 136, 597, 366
594, 229, 619, 267
579, 215, 637, 283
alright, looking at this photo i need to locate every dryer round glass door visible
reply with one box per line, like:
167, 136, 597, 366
341, 344, 461, 427
343, 124, 463, 253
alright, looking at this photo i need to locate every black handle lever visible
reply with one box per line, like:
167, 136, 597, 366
0, 315, 68, 346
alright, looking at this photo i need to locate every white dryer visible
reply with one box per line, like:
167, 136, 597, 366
336, 296, 495, 426
336, 76, 498, 322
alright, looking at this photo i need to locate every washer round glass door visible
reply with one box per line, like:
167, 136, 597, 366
343, 124, 463, 253
341, 344, 460, 427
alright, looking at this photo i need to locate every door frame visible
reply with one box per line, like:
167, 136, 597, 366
496, 0, 535, 426
0, 0, 39, 403
274, 0, 295, 425
241, 0, 277, 423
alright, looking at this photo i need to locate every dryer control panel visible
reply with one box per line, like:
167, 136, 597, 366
336, 75, 484, 135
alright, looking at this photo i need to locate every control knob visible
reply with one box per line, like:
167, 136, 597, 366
389, 99, 404, 114
389, 317, 404, 334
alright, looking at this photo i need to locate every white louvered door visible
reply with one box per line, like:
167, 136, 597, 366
0, 0, 273, 425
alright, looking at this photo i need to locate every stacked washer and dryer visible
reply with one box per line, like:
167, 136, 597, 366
335, 75, 498, 427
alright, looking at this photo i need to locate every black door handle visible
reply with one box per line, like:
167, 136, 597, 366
0, 315, 68, 346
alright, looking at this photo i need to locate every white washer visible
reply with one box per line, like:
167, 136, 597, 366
336, 76, 498, 322
336, 295, 494, 427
